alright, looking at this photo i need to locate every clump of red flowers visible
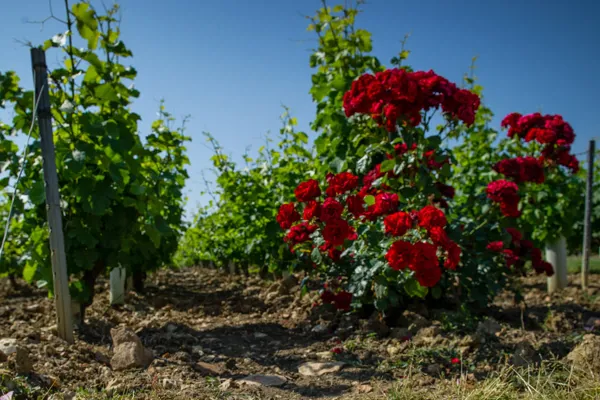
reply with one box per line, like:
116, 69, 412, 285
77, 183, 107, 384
500, 112, 579, 174
486, 227, 554, 276
343, 68, 481, 132
486, 179, 520, 218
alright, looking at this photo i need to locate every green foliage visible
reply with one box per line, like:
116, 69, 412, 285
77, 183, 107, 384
174, 107, 313, 274
0, 1, 189, 311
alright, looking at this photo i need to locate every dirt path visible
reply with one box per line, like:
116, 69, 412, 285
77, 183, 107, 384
1, 268, 599, 399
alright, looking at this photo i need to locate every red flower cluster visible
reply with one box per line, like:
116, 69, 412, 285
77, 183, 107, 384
321, 289, 353, 311
486, 228, 554, 276
280, 176, 360, 256
276, 203, 300, 230
493, 156, 545, 184
343, 68, 481, 131
384, 205, 460, 287
486, 179, 520, 217
501, 112, 579, 174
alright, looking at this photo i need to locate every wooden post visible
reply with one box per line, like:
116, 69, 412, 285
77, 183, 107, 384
582, 140, 595, 289
31, 48, 74, 344
547, 236, 568, 293
109, 267, 126, 305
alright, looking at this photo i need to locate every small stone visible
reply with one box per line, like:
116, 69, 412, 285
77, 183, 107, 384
105, 379, 125, 395
512, 341, 537, 367
387, 341, 409, 356
0, 339, 18, 356
477, 318, 502, 336
426, 364, 442, 376
298, 361, 345, 376
237, 374, 287, 387
254, 332, 268, 339
194, 361, 223, 376
390, 327, 411, 340
311, 324, 329, 334
14, 347, 33, 374
109, 327, 153, 370
166, 324, 177, 334
220, 378, 236, 390
363, 312, 389, 337
61, 391, 76, 400
355, 384, 373, 394
95, 352, 110, 365
161, 378, 178, 389
316, 351, 334, 360
25, 304, 41, 312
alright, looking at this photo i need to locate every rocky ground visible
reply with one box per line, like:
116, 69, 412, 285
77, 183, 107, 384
1, 267, 599, 399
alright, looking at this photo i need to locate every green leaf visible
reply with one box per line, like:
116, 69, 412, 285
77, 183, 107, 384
22, 263, 38, 282
311, 247, 322, 264
364, 195, 375, 206
404, 278, 428, 299
72, 3, 100, 49
380, 159, 395, 173
28, 180, 46, 205
95, 84, 119, 102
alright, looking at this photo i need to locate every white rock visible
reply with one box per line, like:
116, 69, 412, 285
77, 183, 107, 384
0, 339, 18, 356
237, 374, 287, 387
298, 361, 345, 376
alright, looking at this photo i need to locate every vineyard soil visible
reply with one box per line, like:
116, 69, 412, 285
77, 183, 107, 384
1, 268, 599, 399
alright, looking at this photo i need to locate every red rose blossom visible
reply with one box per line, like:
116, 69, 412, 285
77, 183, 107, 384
326, 172, 360, 197
323, 218, 357, 247
386, 240, 413, 271
320, 198, 344, 223
294, 179, 321, 202
384, 211, 413, 237
418, 205, 447, 231
276, 203, 300, 230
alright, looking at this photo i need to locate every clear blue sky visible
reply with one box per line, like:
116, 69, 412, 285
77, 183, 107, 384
1, 0, 599, 220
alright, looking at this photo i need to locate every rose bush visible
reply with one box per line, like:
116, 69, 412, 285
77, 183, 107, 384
277, 3, 580, 315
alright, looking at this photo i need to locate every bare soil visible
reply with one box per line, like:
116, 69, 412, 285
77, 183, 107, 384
1, 268, 599, 399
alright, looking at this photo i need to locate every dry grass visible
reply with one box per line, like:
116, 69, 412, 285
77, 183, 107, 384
388, 361, 600, 400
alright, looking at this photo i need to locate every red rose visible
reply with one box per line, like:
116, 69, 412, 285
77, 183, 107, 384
303, 200, 321, 221
384, 211, 413, 237
486, 241, 504, 252
276, 203, 300, 230
443, 241, 461, 270
333, 291, 352, 311
346, 194, 365, 218
295, 179, 321, 202
323, 218, 356, 247
386, 240, 413, 271
503, 249, 519, 267
486, 180, 520, 218
320, 290, 336, 304
320, 198, 344, 223
417, 205, 447, 230
409, 241, 438, 272
372, 192, 399, 216
284, 222, 317, 245
326, 172, 359, 197
429, 226, 449, 247
414, 263, 442, 287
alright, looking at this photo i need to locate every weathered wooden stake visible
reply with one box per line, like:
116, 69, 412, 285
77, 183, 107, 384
547, 236, 568, 293
31, 47, 74, 343
109, 267, 126, 305
582, 140, 595, 289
